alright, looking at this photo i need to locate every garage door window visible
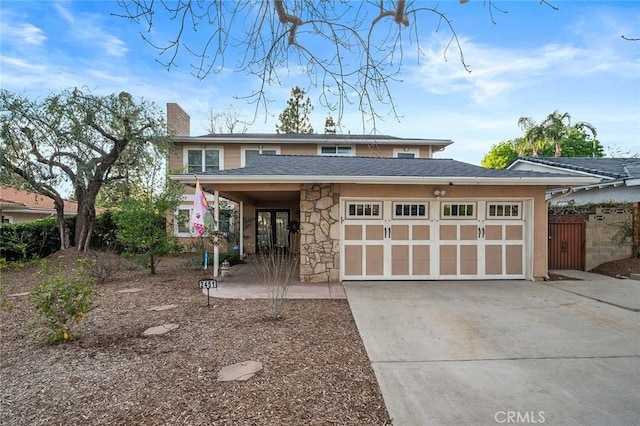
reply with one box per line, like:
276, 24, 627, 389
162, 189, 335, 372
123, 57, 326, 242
441, 202, 476, 219
347, 202, 382, 218
393, 202, 428, 218
487, 202, 521, 219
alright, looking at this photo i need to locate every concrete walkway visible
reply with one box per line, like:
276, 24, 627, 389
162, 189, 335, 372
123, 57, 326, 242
200, 261, 346, 299
344, 273, 640, 425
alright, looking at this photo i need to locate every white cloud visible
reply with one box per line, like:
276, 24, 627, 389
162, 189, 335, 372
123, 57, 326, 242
1, 22, 46, 46
54, 3, 74, 24
103, 35, 129, 57
406, 37, 591, 104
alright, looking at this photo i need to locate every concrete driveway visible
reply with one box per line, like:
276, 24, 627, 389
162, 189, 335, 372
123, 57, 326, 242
344, 274, 640, 425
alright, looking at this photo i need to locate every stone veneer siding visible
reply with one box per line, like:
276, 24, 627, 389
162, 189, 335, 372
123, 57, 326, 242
299, 183, 341, 283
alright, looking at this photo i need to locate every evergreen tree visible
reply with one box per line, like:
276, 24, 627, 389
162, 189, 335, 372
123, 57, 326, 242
276, 87, 314, 134
324, 115, 337, 134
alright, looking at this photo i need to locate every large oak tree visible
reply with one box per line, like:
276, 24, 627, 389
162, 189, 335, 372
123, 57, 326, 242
0, 88, 170, 251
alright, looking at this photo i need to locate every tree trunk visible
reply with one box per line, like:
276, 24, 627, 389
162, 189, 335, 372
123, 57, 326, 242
53, 199, 70, 250
74, 190, 97, 252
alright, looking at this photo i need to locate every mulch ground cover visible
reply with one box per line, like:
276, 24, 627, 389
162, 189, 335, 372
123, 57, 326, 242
0, 251, 390, 425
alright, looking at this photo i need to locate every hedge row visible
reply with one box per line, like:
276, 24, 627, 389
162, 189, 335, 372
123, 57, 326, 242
0, 212, 121, 262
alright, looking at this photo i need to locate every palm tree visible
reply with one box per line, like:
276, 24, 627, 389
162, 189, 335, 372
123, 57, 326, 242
517, 116, 545, 157
541, 111, 571, 157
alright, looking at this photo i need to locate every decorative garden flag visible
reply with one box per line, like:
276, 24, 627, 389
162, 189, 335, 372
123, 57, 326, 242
191, 179, 210, 237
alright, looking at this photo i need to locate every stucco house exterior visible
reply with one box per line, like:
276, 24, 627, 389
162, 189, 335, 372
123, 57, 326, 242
0, 184, 79, 224
167, 103, 598, 282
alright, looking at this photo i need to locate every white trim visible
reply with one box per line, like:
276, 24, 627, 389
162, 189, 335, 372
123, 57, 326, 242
240, 145, 281, 167
173, 135, 453, 146
182, 146, 225, 172
393, 148, 420, 158
317, 144, 355, 156
174, 207, 196, 237
172, 174, 600, 186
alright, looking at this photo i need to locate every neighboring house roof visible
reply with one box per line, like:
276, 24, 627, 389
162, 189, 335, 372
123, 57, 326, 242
508, 157, 640, 180
507, 157, 640, 196
173, 132, 453, 148
174, 155, 600, 186
0, 185, 79, 215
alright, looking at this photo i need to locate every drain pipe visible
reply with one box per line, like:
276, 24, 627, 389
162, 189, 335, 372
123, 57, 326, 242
544, 186, 574, 281
546, 186, 574, 206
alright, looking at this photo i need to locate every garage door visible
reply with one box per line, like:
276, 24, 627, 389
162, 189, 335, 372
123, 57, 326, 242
341, 199, 529, 280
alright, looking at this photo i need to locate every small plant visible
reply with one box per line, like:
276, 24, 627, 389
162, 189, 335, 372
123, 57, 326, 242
29, 259, 97, 344
253, 239, 299, 319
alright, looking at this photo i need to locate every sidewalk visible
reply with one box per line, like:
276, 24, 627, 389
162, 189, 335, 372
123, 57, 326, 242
200, 261, 346, 299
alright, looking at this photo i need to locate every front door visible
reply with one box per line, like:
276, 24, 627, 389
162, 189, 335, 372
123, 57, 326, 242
256, 209, 290, 252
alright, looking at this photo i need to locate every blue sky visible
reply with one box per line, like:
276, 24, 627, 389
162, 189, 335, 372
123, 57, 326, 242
1, 1, 638, 165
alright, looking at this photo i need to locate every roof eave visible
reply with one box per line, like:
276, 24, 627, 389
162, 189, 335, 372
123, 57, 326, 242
171, 135, 453, 146
171, 174, 600, 186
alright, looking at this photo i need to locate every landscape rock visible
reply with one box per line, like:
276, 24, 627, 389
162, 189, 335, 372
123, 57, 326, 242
148, 304, 178, 311
118, 288, 142, 293
217, 360, 263, 382
143, 323, 179, 336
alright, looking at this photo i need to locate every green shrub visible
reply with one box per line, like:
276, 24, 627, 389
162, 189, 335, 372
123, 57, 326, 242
0, 218, 68, 262
29, 259, 97, 344
220, 250, 243, 266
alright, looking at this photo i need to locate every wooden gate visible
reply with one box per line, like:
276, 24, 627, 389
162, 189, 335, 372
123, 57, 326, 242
548, 215, 586, 270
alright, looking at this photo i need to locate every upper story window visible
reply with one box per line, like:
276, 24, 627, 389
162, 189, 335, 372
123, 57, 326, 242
184, 147, 222, 173
393, 148, 420, 158
319, 145, 353, 156
242, 146, 280, 166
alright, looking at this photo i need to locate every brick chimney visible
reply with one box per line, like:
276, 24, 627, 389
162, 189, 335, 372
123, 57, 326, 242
166, 103, 190, 136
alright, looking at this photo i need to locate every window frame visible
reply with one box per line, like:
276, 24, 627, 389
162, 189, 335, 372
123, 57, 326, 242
487, 202, 522, 219
393, 148, 420, 158
346, 201, 383, 219
318, 145, 355, 156
241, 145, 281, 167
392, 202, 429, 219
440, 202, 477, 219
183, 146, 224, 173
174, 207, 194, 237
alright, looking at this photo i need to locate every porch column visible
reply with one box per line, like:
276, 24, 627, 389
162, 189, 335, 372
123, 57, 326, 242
239, 201, 244, 258
213, 190, 220, 278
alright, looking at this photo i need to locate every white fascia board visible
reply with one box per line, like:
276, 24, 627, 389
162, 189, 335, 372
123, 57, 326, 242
171, 174, 600, 186
172, 136, 453, 146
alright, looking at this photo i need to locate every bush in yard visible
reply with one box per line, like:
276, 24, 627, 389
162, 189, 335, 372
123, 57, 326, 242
29, 259, 97, 344
112, 181, 183, 274
253, 237, 299, 319
219, 250, 243, 266
0, 217, 74, 262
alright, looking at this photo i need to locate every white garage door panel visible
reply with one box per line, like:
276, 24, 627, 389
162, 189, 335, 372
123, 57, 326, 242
341, 199, 529, 280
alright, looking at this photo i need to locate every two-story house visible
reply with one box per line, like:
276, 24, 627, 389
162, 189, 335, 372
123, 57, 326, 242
167, 103, 598, 282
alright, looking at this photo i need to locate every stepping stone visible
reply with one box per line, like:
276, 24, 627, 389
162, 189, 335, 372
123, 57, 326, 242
142, 323, 179, 336
217, 360, 263, 382
118, 288, 142, 293
148, 304, 178, 311
8, 292, 29, 297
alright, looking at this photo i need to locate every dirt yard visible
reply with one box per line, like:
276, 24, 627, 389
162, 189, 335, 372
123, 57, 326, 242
0, 251, 390, 425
